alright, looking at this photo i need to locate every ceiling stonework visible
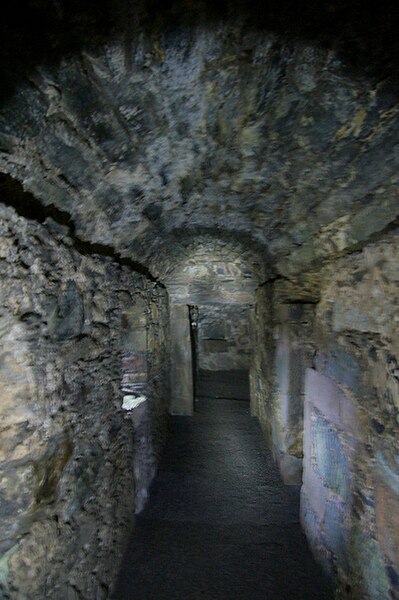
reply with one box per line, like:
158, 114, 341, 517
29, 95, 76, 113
0, 2, 398, 280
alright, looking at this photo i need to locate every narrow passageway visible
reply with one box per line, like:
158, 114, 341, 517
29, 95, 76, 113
113, 397, 334, 600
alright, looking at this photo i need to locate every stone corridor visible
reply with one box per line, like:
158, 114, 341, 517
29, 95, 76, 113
0, 1, 398, 599
114, 398, 333, 600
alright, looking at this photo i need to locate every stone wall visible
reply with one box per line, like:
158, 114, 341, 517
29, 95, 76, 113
166, 244, 258, 412
250, 283, 274, 424
270, 302, 315, 484
166, 251, 257, 373
253, 231, 399, 599
0, 4, 397, 598
301, 230, 399, 600
0, 202, 170, 599
251, 282, 315, 484
197, 303, 253, 371
0, 6, 397, 280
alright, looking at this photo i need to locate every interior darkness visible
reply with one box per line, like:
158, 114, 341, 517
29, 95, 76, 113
1, 0, 399, 103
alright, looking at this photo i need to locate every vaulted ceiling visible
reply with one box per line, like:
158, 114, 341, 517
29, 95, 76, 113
0, 0, 398, 280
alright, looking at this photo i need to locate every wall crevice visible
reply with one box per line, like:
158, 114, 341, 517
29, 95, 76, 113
0, 173, 159, 282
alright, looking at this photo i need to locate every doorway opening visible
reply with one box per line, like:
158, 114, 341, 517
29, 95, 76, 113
192, 304, 252, 404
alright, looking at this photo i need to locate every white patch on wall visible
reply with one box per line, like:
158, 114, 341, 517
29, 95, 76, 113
122, 395, 147, 411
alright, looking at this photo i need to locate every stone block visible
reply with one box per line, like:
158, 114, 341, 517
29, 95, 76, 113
201, 321, 226, 339
375, 452, 399, 571
311, 411, 350, 502
351, 527, 391, 600
339, 391, 361, 439
300, 496, 333, 576
301, 440, 330, 522
323, 499, 349, 573
170, 304, 193, 415
278, 452, 303, 485
306, 364, 361, 438
54, 280, 84, 341
332, 260, 396, 336
303, 367, 357, 580
202, 338, 228, 353
305, 368, 341, 424
315, 347, 363, 397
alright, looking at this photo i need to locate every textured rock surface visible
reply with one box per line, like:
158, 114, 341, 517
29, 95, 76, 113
253, 233, 399, 599
303, 232, 399, 600
197, 304, 253, 371
0, 2, 398, 599
166, 245, 257, 374
0, 2, 398, 278
0, 201, 169, 599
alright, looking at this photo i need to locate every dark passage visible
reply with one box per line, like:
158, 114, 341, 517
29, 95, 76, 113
196, 370, 250, 401
114, 399, 334, 599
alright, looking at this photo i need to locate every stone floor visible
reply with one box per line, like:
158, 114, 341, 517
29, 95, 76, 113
113, 398, 335, 600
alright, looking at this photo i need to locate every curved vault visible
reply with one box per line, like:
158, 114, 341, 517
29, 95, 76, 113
163, 236, 262, 304
0, 1, 398, 283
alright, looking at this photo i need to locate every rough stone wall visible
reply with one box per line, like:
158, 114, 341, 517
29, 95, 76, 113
301, 230, 399, 600
253, 230, 399, 599
197, 303, 253, 371
1, 7, 397, 279
251, 283, 315, 484
166, 247, 257, 372
0, 4, 397, 598
250, 283, 274, 424
269, 302, 315, 484
0, 203, 169, 599
165, 248, 258, 305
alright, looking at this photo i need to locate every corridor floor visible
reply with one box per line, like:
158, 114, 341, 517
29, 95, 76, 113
113, 399, 335, 600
